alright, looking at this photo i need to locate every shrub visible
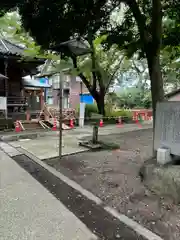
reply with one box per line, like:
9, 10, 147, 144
105, 109, 133, 123
106, 109, 132, 118
76, 103, 98, 119
85, 104, 98, 118
112, 110, 133, 119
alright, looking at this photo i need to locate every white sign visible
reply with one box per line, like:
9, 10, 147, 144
0, 97, 7, 110
79, 102, 85, 127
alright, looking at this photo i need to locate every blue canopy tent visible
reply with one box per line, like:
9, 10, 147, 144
22, 76, 50, 89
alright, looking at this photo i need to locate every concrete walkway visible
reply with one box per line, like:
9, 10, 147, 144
0, 122, 153, 142
0, 150, 97, 240
7, 123, 153, 160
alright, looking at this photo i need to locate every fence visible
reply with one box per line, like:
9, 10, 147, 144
132, 109, 153, 121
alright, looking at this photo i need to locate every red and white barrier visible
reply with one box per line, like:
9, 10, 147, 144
52, 118, 57, 131
15, 120, 21, 132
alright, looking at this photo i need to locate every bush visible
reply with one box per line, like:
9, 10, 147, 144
76, 105, 133, 124
85, 104, 98, 118
76, 103, 98, 119
106, 109, 133, 119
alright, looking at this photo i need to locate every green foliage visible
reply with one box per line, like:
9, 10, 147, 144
1, 1, 180, 62
105, 87, 152, 109
76, 103, 98, 119
70, 35, 125, 93
85, 104, 98, 118
0, 11, 75, 76
103, 108, 133, 123
161, 48, 180, 90
0, 11, 46, 62
1, 0, 180, 118
0, 12, 41, 53
108, 109, 132, 119
103, 1, 180, 58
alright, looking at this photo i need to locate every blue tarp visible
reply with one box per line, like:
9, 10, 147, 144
80, 94, 93, 104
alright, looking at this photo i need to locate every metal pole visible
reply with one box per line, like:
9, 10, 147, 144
80, 81, 83, 97
59, 72, 63, 159
4, 59, 8, 119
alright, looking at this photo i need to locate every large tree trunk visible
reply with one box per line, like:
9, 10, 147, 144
127, 0, 163, 157
90, 88, 105, 116
96, 93, 105, 116
146, 52, 164, 157
149, 0, 164, 128
127, 0, 163, 126
71, 53, 106, 116
147, 53, 164, 129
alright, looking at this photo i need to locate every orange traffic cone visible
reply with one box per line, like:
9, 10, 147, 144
99, 119, 104, 127
69, 119, 74, 128
52, 118, 57, 131
117, 117, 123, 128
15, 120, 21, 132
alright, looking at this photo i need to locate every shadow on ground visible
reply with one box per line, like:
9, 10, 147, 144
45, 129, 180, 240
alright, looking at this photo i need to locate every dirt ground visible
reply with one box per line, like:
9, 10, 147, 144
45, 129, 180, 240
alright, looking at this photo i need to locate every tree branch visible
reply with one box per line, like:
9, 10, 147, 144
105, 47, 119, 73
89, 37, 97, 91
152, 0, 162, 54
105, 56, 125, 93
71, 55, 92, 90
132, 60, 142, 75
125, 0, 149, 45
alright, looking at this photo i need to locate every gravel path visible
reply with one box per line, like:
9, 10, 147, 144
45, 129, 180, 240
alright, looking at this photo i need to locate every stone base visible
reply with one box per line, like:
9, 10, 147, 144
79, 140, 120, 151
140, 158, 180, 203
157, 147, 172, 165
79, 141, 102, 150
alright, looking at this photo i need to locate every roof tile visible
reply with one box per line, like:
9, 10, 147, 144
0, 38, 25, 56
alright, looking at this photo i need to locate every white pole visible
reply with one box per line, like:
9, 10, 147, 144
59, 72, 63, 159
79, 102, 85, 127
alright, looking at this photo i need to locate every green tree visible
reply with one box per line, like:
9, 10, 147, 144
0, 11, 73, 74
1, 0, 180, 121
161, 48, 180, 91
104, 0, 180, 121
117, 87, 151, 109
73, 37, 125, 114
0, 11, 124, 114
0, 12, 39, 51
41, 36, 125, 115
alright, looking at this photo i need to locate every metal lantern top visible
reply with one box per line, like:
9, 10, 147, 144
50, 38, 91, 56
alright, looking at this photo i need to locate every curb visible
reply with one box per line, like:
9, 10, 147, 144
0, 130, 59, 142
4, 144, 163, 240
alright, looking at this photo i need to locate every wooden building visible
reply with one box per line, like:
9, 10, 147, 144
0, 38, 44, 124
22, 75, 50, 119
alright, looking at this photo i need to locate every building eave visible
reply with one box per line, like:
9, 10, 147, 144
165, 89, 180, 99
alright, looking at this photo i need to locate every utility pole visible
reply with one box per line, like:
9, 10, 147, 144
50, 39, 91, 159
58, 72, 63, 159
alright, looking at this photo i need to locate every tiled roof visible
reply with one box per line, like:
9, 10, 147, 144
0, 39, 25, 57
165, 88, 180, 98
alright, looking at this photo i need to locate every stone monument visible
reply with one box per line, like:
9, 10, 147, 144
139, 101, 180, 203
154, 101, 180, 161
